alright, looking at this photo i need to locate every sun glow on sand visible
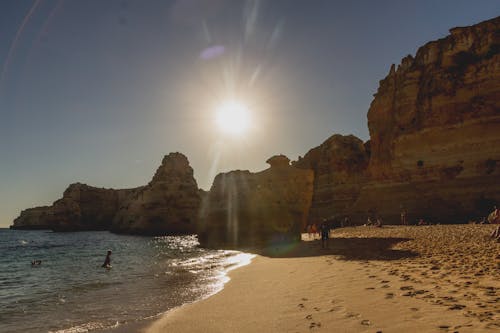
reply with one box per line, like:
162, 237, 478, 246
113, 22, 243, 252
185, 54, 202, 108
215, 100, 252, 136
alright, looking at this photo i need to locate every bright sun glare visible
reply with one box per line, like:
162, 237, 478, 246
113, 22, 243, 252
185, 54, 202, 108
215, 100, 251, 136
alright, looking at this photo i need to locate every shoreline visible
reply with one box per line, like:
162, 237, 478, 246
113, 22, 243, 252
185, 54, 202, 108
136, 225, 498, 333
98, 251, 256, 333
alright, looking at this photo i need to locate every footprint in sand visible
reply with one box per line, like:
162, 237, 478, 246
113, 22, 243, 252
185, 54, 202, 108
381, 284, 390, 289
298, 303, 305, 308
385, 293, 394, 299
448, 304, 466, 310
305, 314, 313, 320
309, 322, 321, 329
360, 319, 371, 326
329, 306, 343, 312
313, 307, 320, 312
400, 286, 414, 291
344, 312, 361, 319
302, 298, 308, 301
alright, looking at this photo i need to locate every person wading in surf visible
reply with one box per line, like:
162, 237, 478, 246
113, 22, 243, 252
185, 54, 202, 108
102, 250, 112, 268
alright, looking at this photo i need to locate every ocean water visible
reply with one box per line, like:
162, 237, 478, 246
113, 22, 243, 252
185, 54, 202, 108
0, 229, 252, 333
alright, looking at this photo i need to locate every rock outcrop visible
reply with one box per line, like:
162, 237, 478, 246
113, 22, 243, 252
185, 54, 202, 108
293, 134, 370, 224
294, 17, 500, 225
12, 183, 139, 231
111, 153, 201, 235
11, 153, 200, 235
359, 16, 500, 223
198, 155, 314, 248
12, 206, 53, 230
12, 17, 500, 240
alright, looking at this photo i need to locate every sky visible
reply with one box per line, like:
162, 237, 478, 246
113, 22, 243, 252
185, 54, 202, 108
0, 0, 499, 227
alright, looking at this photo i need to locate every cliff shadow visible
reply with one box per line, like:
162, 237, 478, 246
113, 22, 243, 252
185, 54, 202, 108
251, 237, 417, 261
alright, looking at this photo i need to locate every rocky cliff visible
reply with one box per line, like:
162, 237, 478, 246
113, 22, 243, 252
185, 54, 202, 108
293, 134, 369, 224
198, 155, 314, 248
12, 183, 139, 231
296, 17, 500, 225
111, 153, 201, 235
12, 153, 200, 235
12, 17, 500, 239
359, 16, 500, 223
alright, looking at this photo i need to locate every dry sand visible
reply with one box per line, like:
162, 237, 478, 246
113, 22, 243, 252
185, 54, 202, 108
142, 225, 499, 333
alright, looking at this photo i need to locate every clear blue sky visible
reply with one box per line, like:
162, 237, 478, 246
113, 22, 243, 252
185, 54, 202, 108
1, 0, 499, 227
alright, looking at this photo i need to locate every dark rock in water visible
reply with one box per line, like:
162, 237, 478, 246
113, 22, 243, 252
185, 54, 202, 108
198, 155, 314, 248
111, 152, 201, 235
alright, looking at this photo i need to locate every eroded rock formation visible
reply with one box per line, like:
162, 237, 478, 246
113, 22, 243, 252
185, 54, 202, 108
111, 153, 201, 235
293, 134, 369, 224
12, 17, 500, 240
12, 183, 139, 231
296, 17, 500, 225
11, 153, 200, 235
198, 155, 314, 248
358, 16, 500, 223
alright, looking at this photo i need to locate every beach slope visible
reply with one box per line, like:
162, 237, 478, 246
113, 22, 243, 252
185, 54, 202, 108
144, 225, 499, 333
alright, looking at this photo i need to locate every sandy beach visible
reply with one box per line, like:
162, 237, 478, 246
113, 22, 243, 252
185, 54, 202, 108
139, 225, 499, 333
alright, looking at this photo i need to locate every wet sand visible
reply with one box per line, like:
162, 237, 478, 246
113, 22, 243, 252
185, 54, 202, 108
141, 225, 499, 333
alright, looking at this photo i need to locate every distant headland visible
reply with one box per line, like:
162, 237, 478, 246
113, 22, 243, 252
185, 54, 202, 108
11, 16, 500, 249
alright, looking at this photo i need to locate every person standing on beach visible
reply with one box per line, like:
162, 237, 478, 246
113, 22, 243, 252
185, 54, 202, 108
320, 222, 329, 249
311, 223, 318, 240
102, 250, 112, 268
401, 209, 407, 225
488, 206, 500, 224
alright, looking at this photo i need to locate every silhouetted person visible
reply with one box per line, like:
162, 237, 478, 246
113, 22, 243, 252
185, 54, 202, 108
320, 222, 329, 249
102, 250, 112, 268
401, 210, 407, 225
491, 226, 500, 241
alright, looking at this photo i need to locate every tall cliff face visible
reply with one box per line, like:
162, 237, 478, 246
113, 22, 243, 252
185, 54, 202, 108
111, 153, 201, 235
293, 134, 369, 223
368, 16, 500, 179
198, 155, 314, 248
12, 184, 138, 231
357, 17, 500, 223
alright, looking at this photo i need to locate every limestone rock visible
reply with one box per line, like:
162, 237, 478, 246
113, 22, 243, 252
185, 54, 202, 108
111, 153, 201, 235
353, 16, 500, 224
293, 134, 369, 224
12, 206, 52, 230
198, 155, 314, 248
11, 183, 139, 231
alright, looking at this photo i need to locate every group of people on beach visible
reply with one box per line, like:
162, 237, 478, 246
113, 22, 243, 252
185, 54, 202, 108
305, 222, 331, 248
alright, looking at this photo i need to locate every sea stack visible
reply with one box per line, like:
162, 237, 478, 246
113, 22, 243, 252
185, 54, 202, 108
111, 152, 202, 235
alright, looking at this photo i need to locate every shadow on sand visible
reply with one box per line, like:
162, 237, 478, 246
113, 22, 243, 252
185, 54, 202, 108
251, 237, 418, 260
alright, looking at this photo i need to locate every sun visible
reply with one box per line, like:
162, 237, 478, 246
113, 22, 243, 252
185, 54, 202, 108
215, 100, 251, 136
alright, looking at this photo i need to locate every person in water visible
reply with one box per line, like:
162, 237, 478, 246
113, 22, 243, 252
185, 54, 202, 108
102, 250, 112, 268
